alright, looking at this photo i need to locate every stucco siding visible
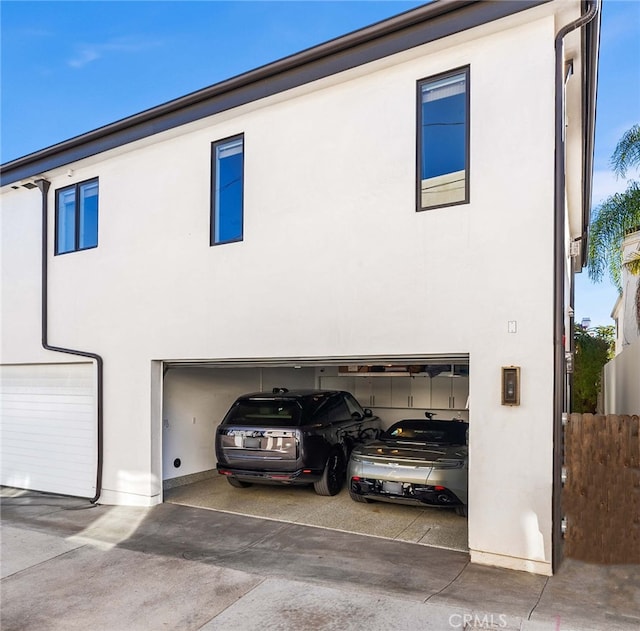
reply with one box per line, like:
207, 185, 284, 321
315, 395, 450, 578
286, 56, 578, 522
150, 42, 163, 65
604, 340, 640, 415
1, 9, 572, 574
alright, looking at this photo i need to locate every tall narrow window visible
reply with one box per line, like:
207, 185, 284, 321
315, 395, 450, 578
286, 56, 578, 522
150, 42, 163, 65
417, 67, 469, 210
211, 135, 244, 245
55, 178, 99, 254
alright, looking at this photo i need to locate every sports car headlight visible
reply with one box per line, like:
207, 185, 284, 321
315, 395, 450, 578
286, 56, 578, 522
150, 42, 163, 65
435, 459, 465, 469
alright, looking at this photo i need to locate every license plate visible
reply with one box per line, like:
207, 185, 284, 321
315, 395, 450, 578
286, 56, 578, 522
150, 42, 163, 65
382, 481, 403, 495
243, 437, 261, 449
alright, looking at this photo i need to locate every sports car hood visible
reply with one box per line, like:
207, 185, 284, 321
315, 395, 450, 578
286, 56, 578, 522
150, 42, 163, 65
352, 440, 467, 466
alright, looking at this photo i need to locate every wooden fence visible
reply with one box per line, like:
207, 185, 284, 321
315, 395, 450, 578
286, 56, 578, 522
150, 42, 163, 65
563, 414, 640, 564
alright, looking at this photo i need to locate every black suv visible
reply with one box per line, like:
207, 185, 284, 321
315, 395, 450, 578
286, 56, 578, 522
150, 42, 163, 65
215, 389, 380, 496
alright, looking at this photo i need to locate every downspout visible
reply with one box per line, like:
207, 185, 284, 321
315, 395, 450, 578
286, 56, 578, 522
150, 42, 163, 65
36, 179, 103, 504
552, 0, 599, 572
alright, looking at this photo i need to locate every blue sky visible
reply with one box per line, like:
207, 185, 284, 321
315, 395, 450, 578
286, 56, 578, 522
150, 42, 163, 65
2, 0, 639, 327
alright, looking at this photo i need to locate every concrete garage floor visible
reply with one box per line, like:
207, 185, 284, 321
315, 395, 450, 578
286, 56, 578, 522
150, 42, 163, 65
164, 473, 468, 552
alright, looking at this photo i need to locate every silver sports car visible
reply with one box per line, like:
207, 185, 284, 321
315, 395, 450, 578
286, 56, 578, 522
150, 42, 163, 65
347, 416, 468, 516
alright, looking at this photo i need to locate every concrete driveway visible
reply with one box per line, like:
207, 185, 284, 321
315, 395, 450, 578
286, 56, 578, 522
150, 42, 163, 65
1, 488, 639, 631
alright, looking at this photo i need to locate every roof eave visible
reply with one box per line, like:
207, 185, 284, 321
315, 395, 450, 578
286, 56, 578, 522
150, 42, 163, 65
580, 0, 602, 265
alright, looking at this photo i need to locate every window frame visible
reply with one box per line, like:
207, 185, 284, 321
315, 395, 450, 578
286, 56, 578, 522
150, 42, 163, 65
54, 177, 99, 255
416, 65, 470, 212
210, 133, 245, 246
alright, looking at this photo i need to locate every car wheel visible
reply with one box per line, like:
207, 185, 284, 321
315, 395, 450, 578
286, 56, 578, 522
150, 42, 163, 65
455, 504, 467, 517
226, 477, 251, 488
349, 489, 371, 503
313, 449, 345, 496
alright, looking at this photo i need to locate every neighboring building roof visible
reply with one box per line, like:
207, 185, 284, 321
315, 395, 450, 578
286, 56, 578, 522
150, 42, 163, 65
1, 0, 552, 187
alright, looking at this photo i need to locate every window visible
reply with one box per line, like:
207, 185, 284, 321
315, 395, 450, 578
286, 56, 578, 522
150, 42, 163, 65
317, 394, 351, 425
55, 178, 99, 254
224, 401, 302, 427
211, 134, 244, 245
417, 67, 469, 210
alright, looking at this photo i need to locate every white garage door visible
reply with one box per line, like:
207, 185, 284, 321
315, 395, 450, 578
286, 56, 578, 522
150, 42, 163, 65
0, 363, 96, 497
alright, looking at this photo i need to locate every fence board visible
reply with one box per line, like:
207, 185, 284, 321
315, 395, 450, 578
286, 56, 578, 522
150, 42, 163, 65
563, 414, 640, 564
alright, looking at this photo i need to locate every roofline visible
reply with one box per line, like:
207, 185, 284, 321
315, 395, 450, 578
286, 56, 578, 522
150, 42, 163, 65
1, 0, 551, 187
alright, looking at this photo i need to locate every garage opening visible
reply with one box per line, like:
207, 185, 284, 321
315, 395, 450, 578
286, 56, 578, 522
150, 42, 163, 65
161, 359, 469, 552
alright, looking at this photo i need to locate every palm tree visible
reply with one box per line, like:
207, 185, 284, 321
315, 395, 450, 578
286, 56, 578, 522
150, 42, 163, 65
611, 124, 640, 178
588, 124, 640, 291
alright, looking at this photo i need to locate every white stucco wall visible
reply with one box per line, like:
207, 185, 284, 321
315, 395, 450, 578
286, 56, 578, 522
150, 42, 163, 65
604, 230, 640, 415
2, 7, 579, 575
604, 340, 640, 415
616, 231, 640, 352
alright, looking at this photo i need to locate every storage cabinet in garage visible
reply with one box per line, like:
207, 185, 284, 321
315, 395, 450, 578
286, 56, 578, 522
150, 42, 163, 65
390, 377, 410, 408
452, 374, 469, 409
431, 376, 452, 409
391, 376, 430, 408
431, 373, 469, 410
354, 376, 392, 408
319, 364, 469, 412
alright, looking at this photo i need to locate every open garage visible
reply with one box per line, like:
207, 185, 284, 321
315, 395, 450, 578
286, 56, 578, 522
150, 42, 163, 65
161, 359, 470, 552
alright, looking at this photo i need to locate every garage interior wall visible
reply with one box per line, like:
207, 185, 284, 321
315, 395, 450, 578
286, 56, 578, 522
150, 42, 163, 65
162, 366, 316, 481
